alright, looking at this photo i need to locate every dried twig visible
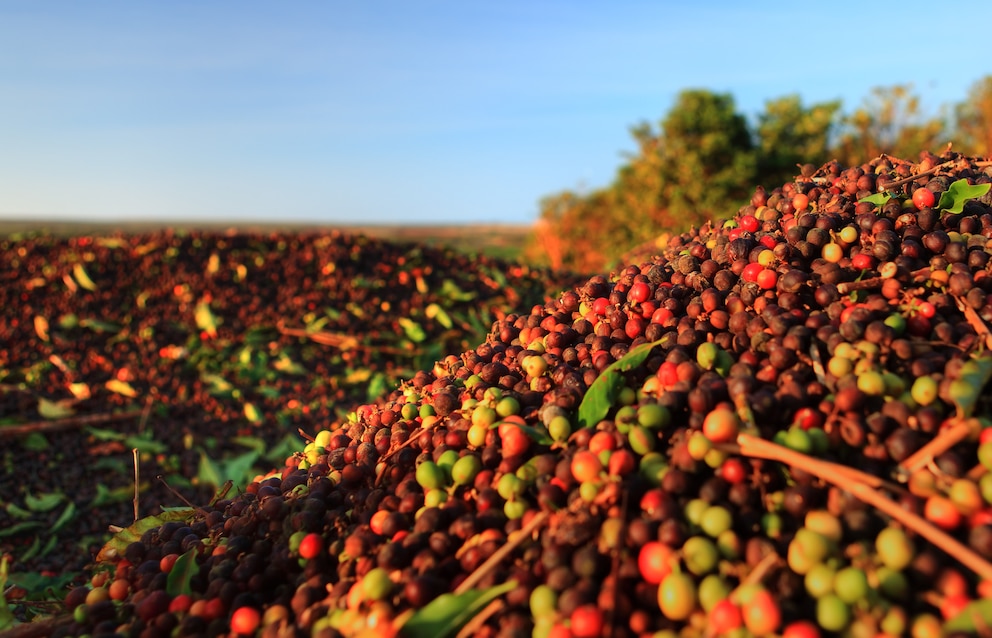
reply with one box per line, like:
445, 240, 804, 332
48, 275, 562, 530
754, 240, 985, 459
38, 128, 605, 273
132, 448, 140, 522
877, 159, 954, 191
0, 615, 74, 638
953, 293, 992, 350
277, 322, 416, 356
899, 418, 976, 477
155, 475, 211, 518
0, 409, 142, 439
734, 550, 782, 595
727, 433, 992, 582
276, 323, 360, 350
454, 510, 549, 595
454, 599, 505, 638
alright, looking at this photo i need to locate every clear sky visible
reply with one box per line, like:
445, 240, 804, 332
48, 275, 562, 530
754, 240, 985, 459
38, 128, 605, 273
2, 2, 990, 226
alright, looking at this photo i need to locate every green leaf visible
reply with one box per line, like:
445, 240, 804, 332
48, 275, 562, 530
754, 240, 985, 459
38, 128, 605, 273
937, 178, 991, 213
105, 378, 138, 397
398, 317, 427, 343
194, 300, 219, 338
201, 373, 234, 396
86, 426, 124, 442
231, 435, 266, 454
400, 580, 516, 638
18, 537, 42, 562
4, 570, 74, 602
425, 303, 454, 329
165, 549, 198, 597
51, 502, 77, 533
20, 433, 49, 452
197, 453, 224, 490
950, 355, 992, 419
273, 354, 306, 375
96, 509, 195, 562
0, 521, 44, 538
24, 492, 64, 513
244, 402, 263, 424
0, 557, 17, 630
122, 434, 168, 455
22, 535, 57, 562
198, 449, 260, 490
4, 503, 33, 520
856, 192, 892, 206
78, 318, 121, 333
439, 279, 476, 302
366, 372, 390, 403
96, 237, 127, 249
90, 483, 133, 507
72, 264, 98, 291
37, 398, 74, 420
489, 420, 554, 446
946, 598, 992, 632
577, 339, 663, 428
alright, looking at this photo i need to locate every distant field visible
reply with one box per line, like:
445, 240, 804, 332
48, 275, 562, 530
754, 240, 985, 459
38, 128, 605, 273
0, 219, 533, 261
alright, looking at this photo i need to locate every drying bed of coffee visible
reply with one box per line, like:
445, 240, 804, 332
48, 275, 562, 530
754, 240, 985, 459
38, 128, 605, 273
7, 150, 992, 637
0, 231, 581, 624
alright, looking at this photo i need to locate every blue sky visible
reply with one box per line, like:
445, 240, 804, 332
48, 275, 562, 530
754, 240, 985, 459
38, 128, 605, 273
1, 2, 990, 226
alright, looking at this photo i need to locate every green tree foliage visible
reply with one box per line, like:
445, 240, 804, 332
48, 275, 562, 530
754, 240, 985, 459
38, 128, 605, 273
756, 95, 841, 187
833, 84, 947, 165
527, 90, 758, 272
956, 76, 992, 157
528, 80, 984, 273
655, 90, 756, 230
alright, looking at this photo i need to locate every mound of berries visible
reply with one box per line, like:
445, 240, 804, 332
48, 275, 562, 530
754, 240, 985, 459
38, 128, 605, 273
58, 151, 992, 637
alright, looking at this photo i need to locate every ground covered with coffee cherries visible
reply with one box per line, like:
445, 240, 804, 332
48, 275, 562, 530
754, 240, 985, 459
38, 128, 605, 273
13, 150, 992, 637
0, 230, 582, 595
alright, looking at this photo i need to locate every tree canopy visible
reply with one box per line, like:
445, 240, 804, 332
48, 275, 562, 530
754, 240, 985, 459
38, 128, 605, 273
528, 76, 992, 272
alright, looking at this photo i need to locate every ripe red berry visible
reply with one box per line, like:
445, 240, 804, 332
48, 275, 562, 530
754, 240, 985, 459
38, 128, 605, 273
627, 281, 651, 304
625, 316, 645, 340
298, 532, 324, 560
739, 214, 759, 233
230, 606, 261, 635
650, 307, 673, 325
702, 407, 739, 443
742, 262, 764, 283
756, 268, 778, 290
913, 187, 936, 209
592, 297, 610, 315
637, 541, 675, 584
657, 361, 679, 387
709, 599, 743, 633
850, 253, 875, 270
916, 300, 936, 318
720, 457, 747, 484
570, 604, 604, 638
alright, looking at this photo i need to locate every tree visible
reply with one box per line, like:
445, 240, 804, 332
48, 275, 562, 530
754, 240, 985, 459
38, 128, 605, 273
955, 75, 992, 157
755, 95, 841, 187
833, 84, 947, 164
526, 90, 758, 272
655, 90, 756, 229
526, 189, 617, 273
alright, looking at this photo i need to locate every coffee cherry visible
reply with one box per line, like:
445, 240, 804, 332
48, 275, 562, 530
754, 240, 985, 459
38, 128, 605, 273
658, 571, 697, 620
298, 533, 324, 560
913, 187, 936, 210
742, 587, 781, 635
230, 606, 261, 635
875, 527, 914, 571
